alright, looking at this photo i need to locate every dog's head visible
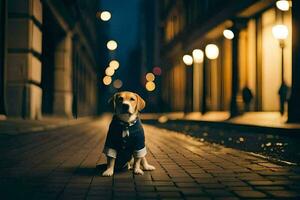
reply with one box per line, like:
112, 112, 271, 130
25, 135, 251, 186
108, 91, 145, 122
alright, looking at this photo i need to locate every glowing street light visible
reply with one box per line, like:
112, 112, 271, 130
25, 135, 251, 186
182, 54, 193, 66
146, 81, 155, 92
272, 24, 289, 115
107, 40, 117, 51
146, 73, 155, 82
192, 49, 204, 63
105, 66, 115, 76
276, 0, 290, 11
205, 44, 219, 60
103, 76, 112, 85
96, 11, 111, 21
272, 25, 289, 41
223, 29, 234, 40
109, 60, 119, 70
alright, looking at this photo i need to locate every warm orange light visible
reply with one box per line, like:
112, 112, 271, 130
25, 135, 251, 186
109, 60, 119, 70
107, 40, 117, 50
182, 54, 193, 66
205, 44, 219, 60
272, 25, 289, 40
146, 73, 155, 82
105, 67, 115, 76
146, 81, 155, 91
103, 76, 112, 85
100, 11, 111, 21
276, 0, 290, 11
192, 49, 204, 63
113, 79, 122, 89
223, 29, 234, 39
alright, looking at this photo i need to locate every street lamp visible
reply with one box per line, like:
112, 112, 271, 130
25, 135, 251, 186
182, 54, 193, 114
205, 44, 219, 60
192, 49, 204, 63
223, 29, 235, 40
182, 54, 193, 66
272, 24, 289, 115
276, 0, 290, 11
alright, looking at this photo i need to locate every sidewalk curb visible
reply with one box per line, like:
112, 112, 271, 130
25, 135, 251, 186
143, 118, 300, 136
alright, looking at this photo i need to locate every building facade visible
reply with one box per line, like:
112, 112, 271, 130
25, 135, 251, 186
159, 0, 300, 122
0, 0, 103, 119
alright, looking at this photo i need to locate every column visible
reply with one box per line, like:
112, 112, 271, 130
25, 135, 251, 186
230, 26, 240, 117
287, 1, 300, 122
6, 0, 43, 119
0, 0, 7, 115
52, 33, 73, 117
201, 59, 207, 114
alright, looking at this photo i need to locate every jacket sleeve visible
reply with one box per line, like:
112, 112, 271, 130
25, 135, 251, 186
103, 125, 118, 158
133, 129, 147, 158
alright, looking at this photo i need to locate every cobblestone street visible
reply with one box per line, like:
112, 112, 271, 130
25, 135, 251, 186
1, 117, 300, 200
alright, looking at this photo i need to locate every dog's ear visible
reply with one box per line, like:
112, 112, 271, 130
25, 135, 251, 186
135, 94, 146, 111
108, 94, 117, 110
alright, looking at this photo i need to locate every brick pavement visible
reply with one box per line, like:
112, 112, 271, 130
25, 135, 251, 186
0, 117, 300, 200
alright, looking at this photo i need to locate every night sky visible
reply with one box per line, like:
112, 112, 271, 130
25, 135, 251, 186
100, 0, 141, 76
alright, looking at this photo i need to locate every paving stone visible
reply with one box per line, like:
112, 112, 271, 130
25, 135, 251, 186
1, 118, 299, 199
267, 190, 300, 198
233, 190, 267, 198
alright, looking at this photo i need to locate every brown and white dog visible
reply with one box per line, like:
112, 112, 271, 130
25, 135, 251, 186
102, 91, 155, 176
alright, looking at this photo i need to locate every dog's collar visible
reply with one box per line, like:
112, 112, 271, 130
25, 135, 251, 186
114, 116, 138, 127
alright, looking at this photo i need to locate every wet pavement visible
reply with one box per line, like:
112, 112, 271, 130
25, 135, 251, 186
1, 117, 300, 199
145, 120, 300, 165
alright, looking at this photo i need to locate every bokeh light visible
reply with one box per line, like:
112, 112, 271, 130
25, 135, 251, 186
276, 0, 290, 11
97, 11, 111, 21
223, 29, 234, 39
146, 81, 155, 91
109, 60, 120, 70
192, 49, 204, 63
272, 24, 289, 40
205, 44, 219, 60
182, 54, 193, 66
103, 76, 112, 85
105, 67, 115, 76
113, 79, 122, 89
146, 73, 155, 82
153, 66, 162, 75
107, 40, 118, 51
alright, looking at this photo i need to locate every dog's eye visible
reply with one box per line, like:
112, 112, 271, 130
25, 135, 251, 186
130, 97, 135, 101
118, 97, 123, 101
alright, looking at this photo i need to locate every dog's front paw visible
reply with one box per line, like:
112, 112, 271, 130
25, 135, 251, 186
134, 168, 144, 175
143, 164, 155, 171
102, 168, 114, 176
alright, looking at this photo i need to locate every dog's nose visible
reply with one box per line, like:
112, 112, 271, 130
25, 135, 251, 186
122, 103, 129, 111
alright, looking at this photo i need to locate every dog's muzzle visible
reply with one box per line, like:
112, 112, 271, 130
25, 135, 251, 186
121, 103, 130, 114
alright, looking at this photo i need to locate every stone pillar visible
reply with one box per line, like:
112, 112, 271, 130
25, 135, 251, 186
0, 0, 7, 115
52, 33, 73, 117
184, 64, 193, 113
201, 59, 207, 114
230, 26, 240, 117
6, 0, 42, 119
287, 1, 300, 123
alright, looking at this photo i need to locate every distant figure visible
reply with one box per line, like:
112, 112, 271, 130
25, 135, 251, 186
278, 83, 290, 115
242, 87, 253, 112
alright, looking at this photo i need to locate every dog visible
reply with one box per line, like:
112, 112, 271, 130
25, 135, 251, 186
102, 91, 155, 176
